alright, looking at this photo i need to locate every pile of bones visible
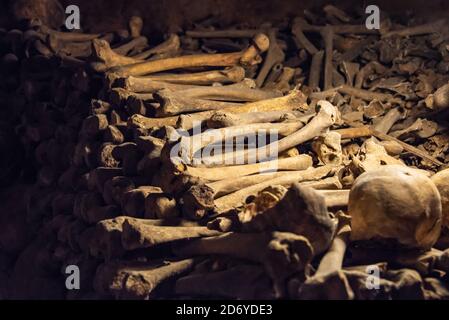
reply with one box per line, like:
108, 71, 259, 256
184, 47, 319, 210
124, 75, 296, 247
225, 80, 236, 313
1, 2, 449, 299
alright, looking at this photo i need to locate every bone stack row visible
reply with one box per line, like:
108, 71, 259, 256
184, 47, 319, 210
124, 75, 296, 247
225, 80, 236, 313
1, 3, 449, 299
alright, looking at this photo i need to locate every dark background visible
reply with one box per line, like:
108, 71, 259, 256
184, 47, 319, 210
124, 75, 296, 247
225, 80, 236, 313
3, 0, 449, 35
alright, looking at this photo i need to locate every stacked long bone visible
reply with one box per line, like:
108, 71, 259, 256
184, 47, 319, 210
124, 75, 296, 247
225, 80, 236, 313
3, 3, 449, 299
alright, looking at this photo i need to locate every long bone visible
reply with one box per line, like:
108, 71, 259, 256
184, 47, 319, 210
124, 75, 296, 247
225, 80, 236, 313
255, 29, 285, 87
297, 212, 352, 299
175, 263, 275, 299
373, 107, 406, 134
154, 90, 242, 117
265, 67, 295, 93
186, 29, 260, 38
321, 26, 334, 90
213, 165, 339, 214
113, 79, 195, 95
206, 110, 313, 128
178, 155, 313, 181
198, 100, 338, 166
382, 19, 447, 38
112, 36, 148, 56
317, 190, 350, 208
309, 50, 324, 89
132, 34, 181, 60
172, 231, 314, 298
38, 24, 101, 42
172, 83, 282, 102
121, 219, 222, 250
337, 85, 393, 102
91, 39, 144, 72
182, 164, 332, 220
120, 66, 245, 88
178, 121, 308, 163
355, 61, 388, 89
89, 216, 199, 259
155, 87, 307, 118
292, 20, 318, 55
94, 259, 195, 300
292, 17, 379, 35
206, 169, 323, 198
110, 33, 269, 76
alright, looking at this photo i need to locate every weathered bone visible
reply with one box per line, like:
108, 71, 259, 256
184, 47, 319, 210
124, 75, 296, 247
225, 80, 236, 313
113, 78, 194, 94
321, 26, 334, 90
39, 24, 100, 42
132, 34, 181, 60
179, 155, 313, 181
373, 107, 406, 134
237, 184, 338, 255
129, 16, 143, 38
427, 83, 449, 111
265, 67, 295, 93
206, 170, 316, 197
91, 39, 144, 72
299, 176, 343, 190
255, 29, 285, 87
155, 87, 307, 118
338, 85, 393, 102
349, 138, 404, 176
292, 20, 318, 55
317, 190, 350, 208
175, 263, 275, 299
323, 5, 351, 23
312, 131, 343, 165
309, 50, 324, 89
339, 61, 359, 87
110, 33, 269, 76
213, 165, 339, 214
199, 100, 337, 165
240, 33, 270, 66
355, 61, 387, 89
186, 29, 260, 38
179, 121, 308, 163
292, 17, 378, 34
206, 110, 312, 128
181, 166, 318, 220
154, 90, 242, 116
121, 186, 162, 217
382, 19, 447, 38
112, 36, 148, 56
297, 212, 351, 299
390, 118, 438, 139
172, 83, 282, 102
89, 216, 199, 259
94, 259, 195, 299
173, 231, 313, 298
128, 113, 178, 129
121, 218, 222, 250
122, 66, 244, 88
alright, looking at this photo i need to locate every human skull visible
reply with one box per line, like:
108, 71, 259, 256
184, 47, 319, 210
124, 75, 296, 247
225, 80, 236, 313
349, 165, 442, 250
